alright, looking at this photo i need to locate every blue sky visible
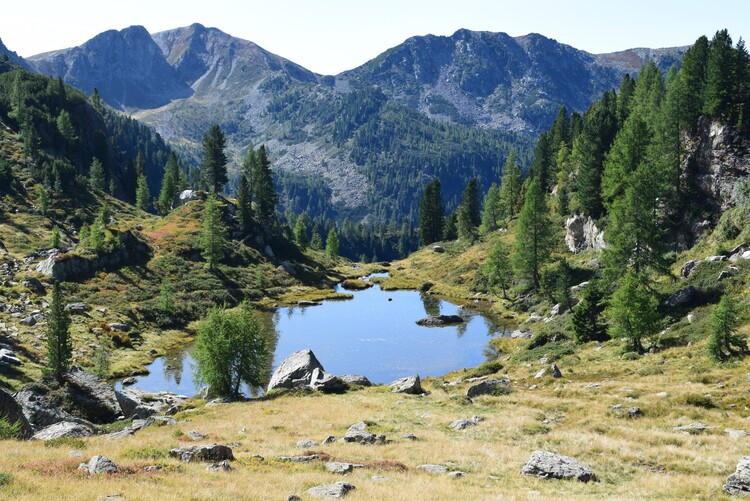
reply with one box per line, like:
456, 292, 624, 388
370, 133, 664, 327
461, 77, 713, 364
2, 0, 748, 75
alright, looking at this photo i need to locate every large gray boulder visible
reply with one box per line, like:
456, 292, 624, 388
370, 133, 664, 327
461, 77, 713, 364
666, 286, 697, 308
65, 368, 122, 423
725, 456, 750, 496
267, 349, 325, 392
307, 482, 355, 498
309, 368, 347, 394
388, 375, 423, 394
115, 388, 187, 419
521, 451, 596, 482
169, 444, 234, 463
79, 455, 118, 474
338, 375, 372, 387
16, 386, 96, 430
0, 388, 33, 438
467, 379, 511, 398
32, 421, 96, 440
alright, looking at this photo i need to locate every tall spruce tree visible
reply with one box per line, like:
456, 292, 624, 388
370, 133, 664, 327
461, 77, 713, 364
607, 270, 660, 353
704, 29, 735, 118
236, 173, 252, 234
89, 158, 105, 192
157, 152, 180, 215
480, 183, 501, 233
46, 281, 72, 383
418, 178, 444, 245
200, 195, 228, 270
530, 132, 553, 192
252, 145, 277, 224
572, 282, 608, 343
201, 125, 228, 193
135, 174, 150, 211
325, 228, 340, 258
461, 178, 481, 227
512, 178, 553, 288
498, 150, 522, 220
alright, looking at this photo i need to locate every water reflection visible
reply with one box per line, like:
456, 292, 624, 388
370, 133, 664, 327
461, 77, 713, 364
118, 281, 514, 396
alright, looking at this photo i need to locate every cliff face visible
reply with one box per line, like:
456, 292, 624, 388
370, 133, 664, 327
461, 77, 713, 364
686, 117, 750, 211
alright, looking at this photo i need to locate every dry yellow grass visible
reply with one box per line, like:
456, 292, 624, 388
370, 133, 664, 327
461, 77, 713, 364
0, 340, 747, 500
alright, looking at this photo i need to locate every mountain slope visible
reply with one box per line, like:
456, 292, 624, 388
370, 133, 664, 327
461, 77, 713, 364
25, 26, 686, 223
0, 37, 32, 72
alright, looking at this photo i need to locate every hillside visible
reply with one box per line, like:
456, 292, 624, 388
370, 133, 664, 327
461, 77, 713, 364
23, 25, 685, 223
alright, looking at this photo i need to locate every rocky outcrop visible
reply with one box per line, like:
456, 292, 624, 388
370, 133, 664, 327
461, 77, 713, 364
565, 214, 606, 253
521, 450, 596, 482
0, 389, 33, 438
115, 388, 187, 419
309, 368, 347, 394
665, 286, 697, 308
267, 349, 325, 392
32, 421, 96, 440
36, 231, 151, 282
16, 386, 97, 430
416, 315, 464, 326
725, 456, 750, 496
65, 369, 122, 423
169, 444, 234, 463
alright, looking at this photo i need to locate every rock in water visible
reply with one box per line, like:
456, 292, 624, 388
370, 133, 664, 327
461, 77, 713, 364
725, 456, 750, 496
521, 450, 596, 482
306, 482, 355, 498
388, 375, 423, 394
267, 349, 325, 392
415, 315, 464, 326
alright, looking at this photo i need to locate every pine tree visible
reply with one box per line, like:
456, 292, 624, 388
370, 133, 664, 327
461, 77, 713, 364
572, 282, 608, 343
236, 173, 252, 234
200, 195, 228, 270
556, 258, 574, 313
512, 178, 553, 288
89, 157, 105, 191
704, 29, 735, 118
157, 152, 179, 214
616, 74, 636, 127
498, 150, 522, 220
325, 228, 340, 258
607, 271, 660, 353
35, 185, 49, 216
456, 202, 477, 242
46, 281, 72, 383
56, 110, 76, 146
310, 230, 323, 250
531, 132, 553, 192
461, 178, 481, 227
443, 212, 457, 241
135, 174, 150, 211
708, 294, 748, 361
293, 217, 309, 249
135, 150, 146, 178
680, 35, 709, 121
90, 87, 103, 112
201, 125, 228, 193
418, 179, 444, 245
50, 226, 61, 248
485, 240, 513, 299
601, 115, 651, 208
252, 145, 277, 224
480, 183, 501, 233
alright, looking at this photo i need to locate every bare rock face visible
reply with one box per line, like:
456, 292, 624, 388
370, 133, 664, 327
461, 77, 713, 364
0, 389, 33, 438
267, 349, 325, 392
521, 450, 596, 482
565, 214, 606, 253
724, 456, 750, 496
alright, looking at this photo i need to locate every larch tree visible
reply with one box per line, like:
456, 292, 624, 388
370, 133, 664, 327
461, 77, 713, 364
135, 174, 150, 211
497, 150, 522, 220
200, 195, 228, 270
512, 178, 553, 289
89, 157, 105, 192
325, 228, 340, 258
46, 281, 72, 383
201, 125, 228, 193
157, 152, 180, 215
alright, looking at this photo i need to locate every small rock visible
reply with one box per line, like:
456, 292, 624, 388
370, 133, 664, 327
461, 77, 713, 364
521, 451, 596, 482
338, 375, 372, 387
724, 456, 750, 496
322, 436, 336, 444
510, 329, 532, 339
188, 430, 207, 440
388, 375, 423, 394
447, 471, 467, 478
169, 444, 234, 463
206, 460, 232, 472
286, 496, 301, 501
431, 245, 445, 253
418, 464, 449, 474
279, 454, 321, 463
81, 455, 118, 475
450, 416, 484, 431
415, 315, 464, 327
726, 429, 749, 438
718, 270, 732, 281
121, 377, 137, 386
401, 433, 418, 441
467, 379, 510, 398
307, 482, 355, 498
326, 461, 363, 474
675, 422, 709, 434
108, 323, 131, 332
296, 439, 319, 449
64, 303, 88, 314
69, 450, 84, 457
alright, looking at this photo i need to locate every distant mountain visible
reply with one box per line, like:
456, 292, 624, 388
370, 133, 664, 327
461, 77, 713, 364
0, 37, 32, 72
24, 25, 687, 222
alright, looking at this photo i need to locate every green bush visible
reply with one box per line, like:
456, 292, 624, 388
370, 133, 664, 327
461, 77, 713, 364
0, 417, 21, 440
44, 437, 86, 449
681, 394, 716, 409
0, 472, 12, 487
464, 360, 504, 378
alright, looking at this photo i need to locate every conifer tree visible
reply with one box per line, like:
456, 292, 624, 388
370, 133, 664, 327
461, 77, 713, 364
56, 110, 76, 146
200, 195, 227, 270
50, 226, 61, 249
512, 178, 553, 288
480, 183, 501, 233
310, 230, 323, 250
252, 145, 277, 224
157, 152, 180, 214
89, 158, 105, 191
418, 179, 444, 245
456, 202, 477, 243
201, 125, 228, 193
135, 174, 150, 211
461, 178, 481, 227
704, 29, 735, 118
572, 282, 608, 343
325, 228, 340, 258
616, 74, 636, 127
531, 132, 552, 192
708, 294, 748, 361
485, 240, 513, 299
293, 217, 309, 249
680, 35, 709, 120
46, 281, 72, 383
236, 173, 252, 234
498, 150, 522, 220
607, 270, 660, 353
90, 87, 103, 112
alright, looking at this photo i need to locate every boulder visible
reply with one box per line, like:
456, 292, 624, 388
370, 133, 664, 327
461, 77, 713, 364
666, 286, 697, 308
21, 278, 46, 295
108, 323, 131, 332
80, 455, 118, 474
343, 430, 377, 444
510, 329, 532, 339
338, 375, 372, 387
325, 462, 363, 474
415, 315, 464, 326
307, 482, 355, 498
65, 368, 122, 423
16, 386, 96, 429
521, 451, 596, 482
388, 375, 423, 394
115, 388, 187, 419
296, 439, 318, 449
431, 245, 445, 253
724, 456, 750, 496
450, 416, 484, 431
169, 444, 234, 463
681, 260, 701, 277
564, 214, 607, 253
64, 303, 88, 314
267, 349, 325, 392
309, 368, 347, 394
418, 464, 448, 474
0, 388, 33, 438
19, 316, 37, 326
466, 379, 511, 398
206, 460, 232, 472
32, 421, 96, 440
675, 422, 708, 434
535, 364, 562, 379
0, 348, 22, 366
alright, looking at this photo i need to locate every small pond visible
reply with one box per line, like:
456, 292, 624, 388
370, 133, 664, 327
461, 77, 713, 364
116, 278, 513, 396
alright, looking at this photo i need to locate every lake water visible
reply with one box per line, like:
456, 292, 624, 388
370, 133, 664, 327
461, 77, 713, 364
116, 279, 512, 396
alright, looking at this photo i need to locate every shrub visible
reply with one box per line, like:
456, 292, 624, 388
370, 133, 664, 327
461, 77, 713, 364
0, 417, 21, 440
